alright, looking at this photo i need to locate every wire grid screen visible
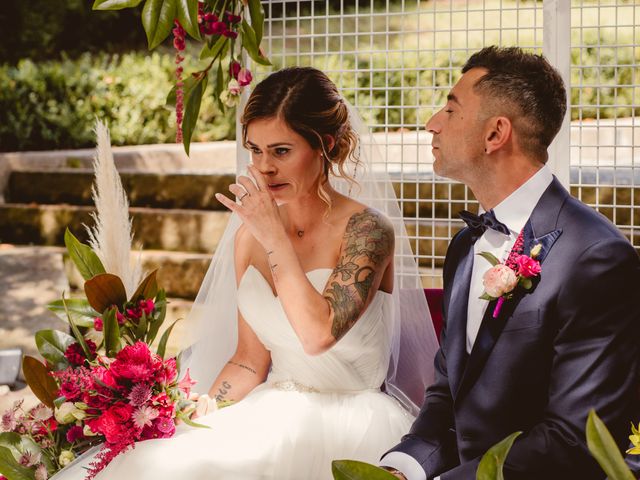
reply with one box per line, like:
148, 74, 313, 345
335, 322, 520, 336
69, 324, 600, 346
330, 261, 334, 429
249, 1, 544, 287
570, 1, 640, 255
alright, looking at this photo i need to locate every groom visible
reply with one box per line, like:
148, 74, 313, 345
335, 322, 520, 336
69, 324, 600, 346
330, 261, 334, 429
381, 46, 640, 479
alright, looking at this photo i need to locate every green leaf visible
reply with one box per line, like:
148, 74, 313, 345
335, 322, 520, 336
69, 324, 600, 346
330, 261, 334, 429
200, 34, 228, 61
147, 290, 167, 345
176, 0, 201, 41
61, 295, 92, 358
142, 0, 177, 50
240, 20, 271, 66
92, 0, 143, 9
0, 446, 35, 480
156, 319, 180, 359
175, 411, 210, 429
21, 356, 57, 409
103, 308, 122, 357
130, 270, 159, 302
182, 74, 208, 156
479, 292, 495, 301
135, 311, 148, 340
586, 410, 635, 480
215, 61, 225, 111
47, 298, 98, 328
247, 0, 265, 45
331, 460, 397, 480
477, 251, 501, 266
64, 229, 106, 281
84, 273, 128, 313
0, 435, 52, 474
35, 330, 75, 371
476, 431, 522, 480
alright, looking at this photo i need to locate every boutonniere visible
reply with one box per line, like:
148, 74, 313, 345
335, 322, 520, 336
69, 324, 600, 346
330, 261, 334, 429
479, 232, 542, 318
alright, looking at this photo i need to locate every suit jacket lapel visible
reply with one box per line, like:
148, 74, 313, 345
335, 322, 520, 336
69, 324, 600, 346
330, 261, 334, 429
455, 176, 567, 401
446, 230, 474, 399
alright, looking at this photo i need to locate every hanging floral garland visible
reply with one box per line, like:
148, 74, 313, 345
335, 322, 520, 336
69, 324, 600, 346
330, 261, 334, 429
93, 0, 270, 154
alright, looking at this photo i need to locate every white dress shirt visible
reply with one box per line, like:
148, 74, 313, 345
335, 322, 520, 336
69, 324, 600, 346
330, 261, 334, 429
380, 166, 553, 480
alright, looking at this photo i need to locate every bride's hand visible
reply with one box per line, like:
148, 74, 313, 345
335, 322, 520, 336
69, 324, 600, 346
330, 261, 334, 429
215, 165, 286, 249
190, 394, 217, 420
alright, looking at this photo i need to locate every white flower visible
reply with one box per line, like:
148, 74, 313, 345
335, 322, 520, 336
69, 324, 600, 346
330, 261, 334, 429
19, 450, 41, 467
58, 450, 75, 467
54, 402, 85, 425
482, 264, 518, 298
30, 404, 53, 422
132, 406, 160, 429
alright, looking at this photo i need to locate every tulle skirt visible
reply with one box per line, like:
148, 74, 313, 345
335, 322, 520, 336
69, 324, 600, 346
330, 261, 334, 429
54, 384, 414, 480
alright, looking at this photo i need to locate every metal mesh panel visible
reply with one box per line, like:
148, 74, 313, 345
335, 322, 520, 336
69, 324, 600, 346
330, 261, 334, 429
570, 1, 640, 254
242, 0, 637, 285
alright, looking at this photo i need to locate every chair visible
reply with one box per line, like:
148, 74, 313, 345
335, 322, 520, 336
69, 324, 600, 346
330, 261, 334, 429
424, 288, 444, 342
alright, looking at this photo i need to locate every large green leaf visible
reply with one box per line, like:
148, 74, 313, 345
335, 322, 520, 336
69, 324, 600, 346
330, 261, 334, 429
331, 460, 397, 480
61, 295, 92, 359
156, 319, 180, 359
92, 0, 143, 9
64, 229, 106, 281
84, 273, 128, 313
0, 435, 51, 474
240, 20, 271, 66
147, 289, 167, 345
586, 410, 635, 480
182, 74, 208, 156
476, 431, 522, 480
0, 446, 35, 480
176, 0, 201, 41
103, 308, 122, 357
130, 270, 159, 302
21, 356, 57, 409
247, 0, 265, 45
47, 298, 98, 328
142, 0, 177, 50
35, 330, 75, 371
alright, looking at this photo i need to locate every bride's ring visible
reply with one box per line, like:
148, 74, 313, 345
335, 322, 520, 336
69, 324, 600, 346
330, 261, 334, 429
239, 192, 250, 201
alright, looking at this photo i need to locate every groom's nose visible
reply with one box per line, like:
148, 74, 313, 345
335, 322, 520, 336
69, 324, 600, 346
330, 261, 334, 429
426, 111, 442, 134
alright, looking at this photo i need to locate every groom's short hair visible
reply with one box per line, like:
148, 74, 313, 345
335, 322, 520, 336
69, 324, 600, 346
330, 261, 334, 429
462, 46, 567, 162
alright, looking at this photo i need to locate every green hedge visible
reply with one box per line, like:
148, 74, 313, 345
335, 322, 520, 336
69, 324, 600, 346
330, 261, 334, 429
0, 52, 234, 152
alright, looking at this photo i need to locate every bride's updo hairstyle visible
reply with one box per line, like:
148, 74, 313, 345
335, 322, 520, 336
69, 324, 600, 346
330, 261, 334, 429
241, 67, 360, 207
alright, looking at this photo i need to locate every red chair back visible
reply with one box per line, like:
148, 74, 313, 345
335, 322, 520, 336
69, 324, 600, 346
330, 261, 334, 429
424, 288, 444, 342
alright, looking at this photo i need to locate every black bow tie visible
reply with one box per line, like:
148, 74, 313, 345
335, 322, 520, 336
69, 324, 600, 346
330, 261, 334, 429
458, 209, 510, 241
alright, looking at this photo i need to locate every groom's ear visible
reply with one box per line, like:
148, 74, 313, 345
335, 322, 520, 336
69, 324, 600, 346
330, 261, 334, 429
483, 116, 512, 155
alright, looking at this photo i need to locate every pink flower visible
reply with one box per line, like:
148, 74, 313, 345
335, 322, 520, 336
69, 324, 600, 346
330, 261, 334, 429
157, 357, 178, 385
18, 450, 40, 467
515, 255, 541, 278
482, 264, 518, 298
177, 369, 197, 396
211, 21, 227, 35
94, 317, 103, 331
127, 383, 152, 407
35, 464, 48, 480
140, 299, 155, 316
66, 425, 84, 443
222, 29, 238, 39
237, 68, 253, 87
229, 60, 241, 80
153, 416, 175, 437
1, 410, 16, 432
226, 12, 242, 24
116, 310, 127, 325
132, 406, 159, 429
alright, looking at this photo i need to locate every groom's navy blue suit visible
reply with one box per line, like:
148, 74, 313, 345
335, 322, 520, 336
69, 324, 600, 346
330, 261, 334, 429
389, 177, 640, 479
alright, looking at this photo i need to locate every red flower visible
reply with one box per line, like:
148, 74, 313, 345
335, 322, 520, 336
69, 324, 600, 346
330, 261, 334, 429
110, 342, 156, 382
94, 317, 103, 331
226, 12, 242, 24
59, 381, 81, 401
515, 254, 541, 278
222, 29, 238, 39
237, 68, 252, 87
64, 340, 97, 366
211, 21, 227, 35
229, 60, 241, 80
66, 425, 84, 443
156, 357, 178, 385
140, 299, 155, 316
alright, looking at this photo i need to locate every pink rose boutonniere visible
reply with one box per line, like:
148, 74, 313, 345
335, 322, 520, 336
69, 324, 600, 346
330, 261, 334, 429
479, 241, 542, 318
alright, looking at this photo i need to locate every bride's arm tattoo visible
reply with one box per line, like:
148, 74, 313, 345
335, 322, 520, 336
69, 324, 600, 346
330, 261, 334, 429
324, 209, 393, 341
227, 360, 257, 375
214, 380, 233, 402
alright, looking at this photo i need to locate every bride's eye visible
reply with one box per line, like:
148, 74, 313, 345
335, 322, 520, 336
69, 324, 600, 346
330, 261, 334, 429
250, 147, 262, 155
274, 148, 290, 156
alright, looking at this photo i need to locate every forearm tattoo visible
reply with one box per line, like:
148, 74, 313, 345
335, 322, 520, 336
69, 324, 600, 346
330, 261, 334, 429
227, 360, 257, 375
324, 209, 393, 341
266, 250, 278, 276
215, 380, 232, 402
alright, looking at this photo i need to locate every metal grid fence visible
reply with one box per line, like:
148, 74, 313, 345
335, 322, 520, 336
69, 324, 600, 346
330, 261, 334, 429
241, 0, 638, 287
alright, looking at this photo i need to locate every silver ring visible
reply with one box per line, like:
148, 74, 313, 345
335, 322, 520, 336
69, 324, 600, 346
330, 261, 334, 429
239, 192, 249, 201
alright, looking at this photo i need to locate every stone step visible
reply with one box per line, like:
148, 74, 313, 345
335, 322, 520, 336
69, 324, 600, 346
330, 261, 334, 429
0, 204, 230, 253
6, 169, 235, 211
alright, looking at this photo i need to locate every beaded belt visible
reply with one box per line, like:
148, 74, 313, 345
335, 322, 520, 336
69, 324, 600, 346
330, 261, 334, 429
272, 380, 319, 393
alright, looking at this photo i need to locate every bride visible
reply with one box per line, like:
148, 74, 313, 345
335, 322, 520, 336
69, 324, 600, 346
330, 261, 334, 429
56, 67, 439, 479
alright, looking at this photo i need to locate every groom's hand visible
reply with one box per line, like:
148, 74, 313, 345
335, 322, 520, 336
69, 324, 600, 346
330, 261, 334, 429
381, 467, 408, 480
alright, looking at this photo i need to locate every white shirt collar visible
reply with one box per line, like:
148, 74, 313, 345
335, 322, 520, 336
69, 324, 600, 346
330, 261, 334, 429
480, 165, 553, 236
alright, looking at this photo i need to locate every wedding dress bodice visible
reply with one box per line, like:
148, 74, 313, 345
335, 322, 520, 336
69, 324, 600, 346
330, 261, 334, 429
237, 266, 393, 393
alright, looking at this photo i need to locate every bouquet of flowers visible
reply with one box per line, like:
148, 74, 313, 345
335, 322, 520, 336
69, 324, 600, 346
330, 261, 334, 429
0, 122, 201, 480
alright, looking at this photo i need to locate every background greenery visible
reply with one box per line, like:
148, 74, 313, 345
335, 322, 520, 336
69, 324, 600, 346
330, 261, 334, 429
0, 0, 637, 151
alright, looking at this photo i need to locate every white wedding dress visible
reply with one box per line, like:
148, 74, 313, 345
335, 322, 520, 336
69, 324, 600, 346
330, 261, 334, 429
55, 266, 414, 480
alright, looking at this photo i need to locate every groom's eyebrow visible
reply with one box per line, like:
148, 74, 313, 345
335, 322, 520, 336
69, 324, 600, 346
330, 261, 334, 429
447, 93, 462, 106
